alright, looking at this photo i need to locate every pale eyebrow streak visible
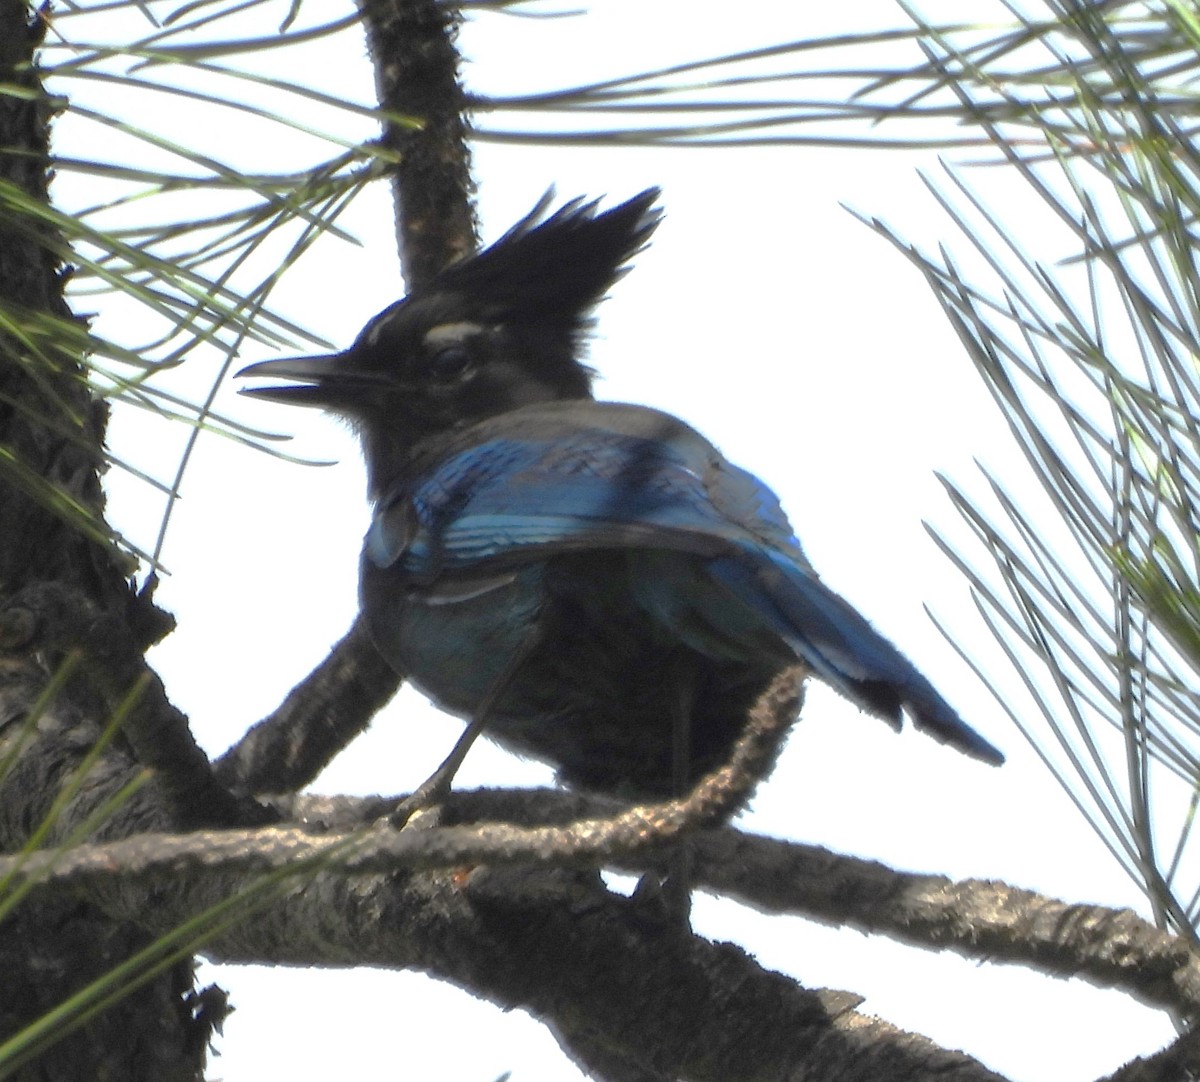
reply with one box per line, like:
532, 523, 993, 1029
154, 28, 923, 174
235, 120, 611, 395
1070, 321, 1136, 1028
362, 302, 406, 348
424, 321, 486, 348
365, 320, 388, 347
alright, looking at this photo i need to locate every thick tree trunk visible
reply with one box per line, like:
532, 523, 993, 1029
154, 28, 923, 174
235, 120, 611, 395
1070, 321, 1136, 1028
0, 3, 212, 1077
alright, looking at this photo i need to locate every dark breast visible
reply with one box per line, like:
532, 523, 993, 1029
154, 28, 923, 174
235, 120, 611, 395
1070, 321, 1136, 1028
361, 549, 787, 798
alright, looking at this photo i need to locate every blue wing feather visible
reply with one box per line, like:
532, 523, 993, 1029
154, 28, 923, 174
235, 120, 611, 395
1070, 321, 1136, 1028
369, 408, 807, 573
366, 401, 1003, 765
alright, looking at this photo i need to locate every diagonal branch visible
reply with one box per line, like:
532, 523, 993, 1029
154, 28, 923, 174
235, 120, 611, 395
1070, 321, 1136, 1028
213, 615, 399, 795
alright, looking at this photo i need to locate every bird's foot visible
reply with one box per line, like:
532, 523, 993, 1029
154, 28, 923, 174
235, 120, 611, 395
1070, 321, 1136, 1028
389, 768, 456, 828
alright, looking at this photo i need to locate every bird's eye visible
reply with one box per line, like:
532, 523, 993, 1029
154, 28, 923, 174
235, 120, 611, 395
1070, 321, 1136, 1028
429, 344, 473, 382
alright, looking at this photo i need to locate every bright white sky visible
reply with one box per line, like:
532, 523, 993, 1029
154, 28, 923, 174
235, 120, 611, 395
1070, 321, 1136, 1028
48, 1, 1180, 1078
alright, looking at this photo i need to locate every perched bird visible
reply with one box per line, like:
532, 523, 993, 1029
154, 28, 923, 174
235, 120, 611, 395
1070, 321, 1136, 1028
239, 190, 1002, 800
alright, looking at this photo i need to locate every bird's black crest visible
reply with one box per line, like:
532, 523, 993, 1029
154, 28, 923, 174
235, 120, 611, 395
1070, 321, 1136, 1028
429, 188, 662, 325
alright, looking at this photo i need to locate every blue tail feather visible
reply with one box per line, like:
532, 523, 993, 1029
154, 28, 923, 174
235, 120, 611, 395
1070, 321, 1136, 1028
709, 554, 1005, 765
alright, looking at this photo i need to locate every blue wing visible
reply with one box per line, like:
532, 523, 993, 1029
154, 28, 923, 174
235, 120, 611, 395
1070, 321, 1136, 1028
367, 401, 1003, 765
367, 403, 804, 573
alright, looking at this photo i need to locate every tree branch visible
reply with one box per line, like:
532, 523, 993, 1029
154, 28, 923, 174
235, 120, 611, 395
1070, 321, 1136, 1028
284, 785, 1200, 1025
0, 665, 1006, 1079
11, 828, 1011, 1082
689, 830, 1200, 1022
2, 666, 803, 886
1100, 1023, 1200, 1082
213, 615, 399, 795
8, 791, 1198, 1035
4, 647, 1177, 1077
358, 0, 479, 285
1, 582, 263, 829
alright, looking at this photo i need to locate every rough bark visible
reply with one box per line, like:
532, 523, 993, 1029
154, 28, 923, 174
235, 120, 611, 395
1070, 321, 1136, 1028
0, 4, 214, 1076
2, 4, 1190, 1081
359, 0, 479, 286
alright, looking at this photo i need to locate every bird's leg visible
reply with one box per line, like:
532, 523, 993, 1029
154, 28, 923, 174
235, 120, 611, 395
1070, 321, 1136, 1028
671, 657, 694, 799
662, 656, 697, 922
390, 627, 544, 827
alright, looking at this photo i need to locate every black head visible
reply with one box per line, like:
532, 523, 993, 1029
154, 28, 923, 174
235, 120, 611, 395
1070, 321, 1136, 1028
239, 189, 662, 495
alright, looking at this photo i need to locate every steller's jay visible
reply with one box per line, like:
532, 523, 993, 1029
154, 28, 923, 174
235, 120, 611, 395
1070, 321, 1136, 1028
239, 190, 1003, 802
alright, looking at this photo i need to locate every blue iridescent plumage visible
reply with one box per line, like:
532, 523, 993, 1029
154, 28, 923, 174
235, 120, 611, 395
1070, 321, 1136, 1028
240, 190, 1002, 798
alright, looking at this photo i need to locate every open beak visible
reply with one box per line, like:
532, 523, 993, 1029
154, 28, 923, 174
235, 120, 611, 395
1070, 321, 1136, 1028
236, 353, 349, 406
